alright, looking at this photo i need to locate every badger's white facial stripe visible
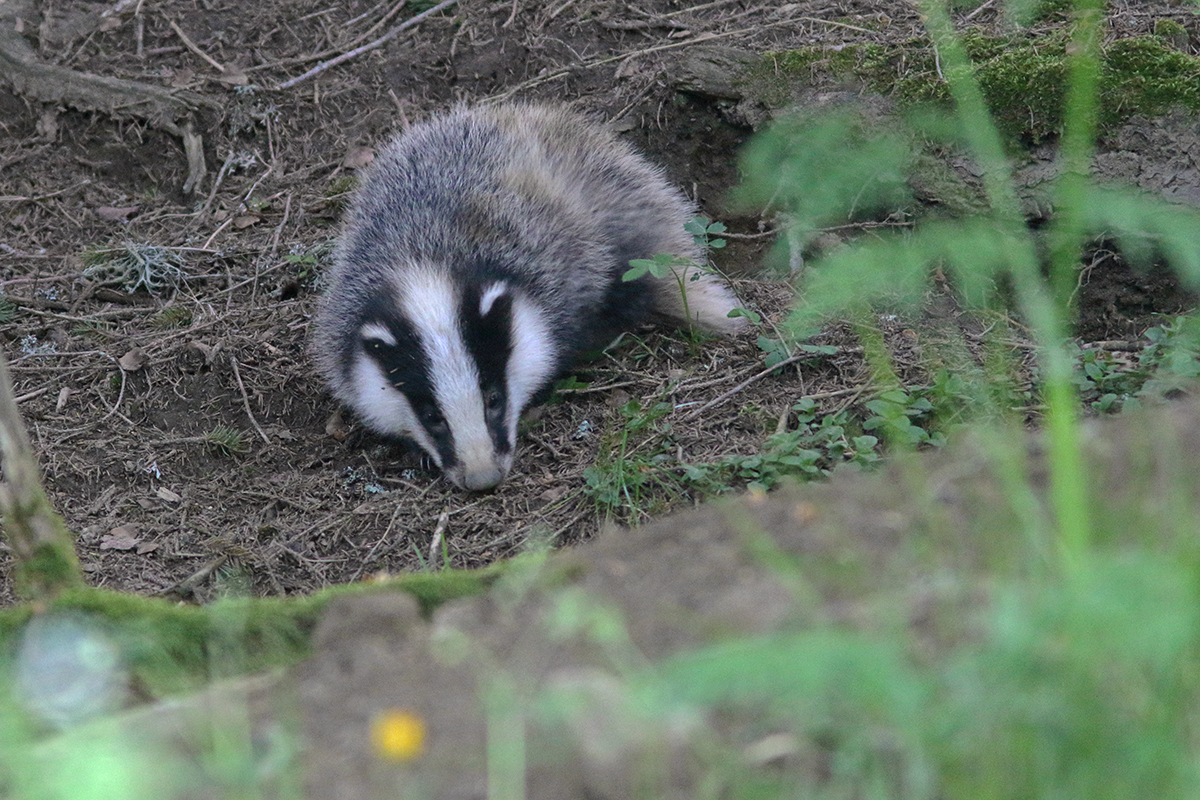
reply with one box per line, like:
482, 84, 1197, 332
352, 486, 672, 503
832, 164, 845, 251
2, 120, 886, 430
348, 352, 440, 464
395, 268, 502, 487
479, 282, 509, 317
359, 322, 397, 346
506, 294, 557, 439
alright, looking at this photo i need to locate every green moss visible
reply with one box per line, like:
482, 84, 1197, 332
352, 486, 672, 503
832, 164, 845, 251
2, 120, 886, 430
1102, 36, 1200, 122
13, 540, 85, 599
1027, 0, 1074, 21
748, 43, 902, 108
0, 563, 504, 697
907, 151, 991, 216
972, 31, 1069, 143
326, 175, 358, 197
379, 561, 501, 618
748, 33, 1200, 145
750, 49, 825, 107
1153, 18, 1187, 39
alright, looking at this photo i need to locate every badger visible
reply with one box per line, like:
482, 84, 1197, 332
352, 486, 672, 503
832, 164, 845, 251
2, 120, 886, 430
312, 103, 745, 491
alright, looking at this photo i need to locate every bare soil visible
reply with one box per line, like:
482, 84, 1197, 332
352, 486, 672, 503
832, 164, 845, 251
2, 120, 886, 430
0, 0, 1198, 605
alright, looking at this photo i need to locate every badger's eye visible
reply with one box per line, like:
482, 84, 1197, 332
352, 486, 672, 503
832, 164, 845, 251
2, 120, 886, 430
485, 390, 503, 412
417, 405, 448, 435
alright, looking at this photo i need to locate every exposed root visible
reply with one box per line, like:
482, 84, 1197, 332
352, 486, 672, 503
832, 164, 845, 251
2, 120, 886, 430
0, 0, 217, 193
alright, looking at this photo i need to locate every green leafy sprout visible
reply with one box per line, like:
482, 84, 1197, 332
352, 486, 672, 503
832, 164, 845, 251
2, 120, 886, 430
623, 215, 730, 336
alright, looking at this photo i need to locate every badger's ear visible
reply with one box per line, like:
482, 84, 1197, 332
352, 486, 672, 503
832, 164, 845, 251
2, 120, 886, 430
477, 282, 510, 319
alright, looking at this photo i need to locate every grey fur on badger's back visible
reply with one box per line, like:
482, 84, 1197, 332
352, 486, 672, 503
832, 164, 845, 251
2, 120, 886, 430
313, 104, 743, 491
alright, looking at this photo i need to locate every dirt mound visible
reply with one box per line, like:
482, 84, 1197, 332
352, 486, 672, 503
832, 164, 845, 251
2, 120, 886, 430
25, 388, 1200, 798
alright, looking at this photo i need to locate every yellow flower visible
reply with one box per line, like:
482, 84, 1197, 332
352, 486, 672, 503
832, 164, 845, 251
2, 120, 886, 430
371, 709, 427, 761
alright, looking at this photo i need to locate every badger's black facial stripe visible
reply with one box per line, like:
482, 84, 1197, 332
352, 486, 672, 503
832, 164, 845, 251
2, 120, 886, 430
461, 281, 514, 454
356, 302, 459, 470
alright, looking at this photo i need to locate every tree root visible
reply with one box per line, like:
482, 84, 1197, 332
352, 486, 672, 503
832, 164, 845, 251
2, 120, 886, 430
0, 0, 218, 193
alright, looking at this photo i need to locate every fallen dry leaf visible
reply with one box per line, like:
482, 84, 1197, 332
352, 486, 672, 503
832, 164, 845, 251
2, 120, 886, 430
156, 487, 182, 503
326, 409, 350, 441
37, 108, 58, 141
119, 348, 145, 372
216, 68, 250, 87
95, 206, 139, 222
169, 68, 196, 88
539, 486, 568, 503
233, 214, 261, 228
100, 525, 141, 550
187, 340, 222, 365
607, 389, 632, 408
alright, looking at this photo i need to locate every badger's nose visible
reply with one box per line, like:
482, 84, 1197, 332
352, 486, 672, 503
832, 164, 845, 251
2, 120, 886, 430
462, 465, 505, 492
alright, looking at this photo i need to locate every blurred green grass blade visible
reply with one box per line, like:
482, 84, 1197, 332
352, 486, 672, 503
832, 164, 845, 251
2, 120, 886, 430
1080, 186, 1200, 285
649, 630, 924, 718
784, 219, 1027, 338
736, 111, 912, 242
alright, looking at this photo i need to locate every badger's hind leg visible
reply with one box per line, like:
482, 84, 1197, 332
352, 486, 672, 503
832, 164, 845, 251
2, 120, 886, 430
649, 266, 747, 335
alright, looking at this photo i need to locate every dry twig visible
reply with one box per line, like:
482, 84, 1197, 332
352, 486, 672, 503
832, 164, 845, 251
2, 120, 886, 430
278, 0, 459, 90
167, 19, 228, 73
683, 352, 813, 421
230, 355, 272, 445
428, 510, 450, 567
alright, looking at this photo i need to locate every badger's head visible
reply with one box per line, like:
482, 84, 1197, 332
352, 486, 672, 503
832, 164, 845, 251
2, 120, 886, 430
346, 269, 556, 491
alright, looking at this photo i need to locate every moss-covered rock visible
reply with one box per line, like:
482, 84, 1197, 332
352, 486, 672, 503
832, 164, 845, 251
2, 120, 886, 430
0, 563, 505, 698
743, 33, 1200, 145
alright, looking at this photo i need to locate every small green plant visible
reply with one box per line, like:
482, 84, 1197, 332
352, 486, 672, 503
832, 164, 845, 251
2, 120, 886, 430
582, 398, 678, 521
150, 306, 194, 330
71, 319, 115, 339
1072, 345, 1144, 412
82, 243, 186, 297
624, 215, 730, 335
684, 399, 880, 493
739, 0, 1200, 566
0, 297, 17, 324
284, 251, 318, 271
552, 375, 590, 394
203, 426, 247, 457
684, 215, 727, 252
546, 375, 590, 405
756, 335, 839, 369
623, 252, 701, 325
864, 387, 948, 447
1057, 317, 1200, 413
286, 241, 335, 290
1138, 315, 1200, 398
